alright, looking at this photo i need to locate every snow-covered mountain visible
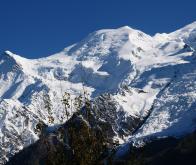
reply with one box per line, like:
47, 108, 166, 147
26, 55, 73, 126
0, 22, 196, 164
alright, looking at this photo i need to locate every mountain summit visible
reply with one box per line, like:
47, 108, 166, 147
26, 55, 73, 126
0, 22, 196, 164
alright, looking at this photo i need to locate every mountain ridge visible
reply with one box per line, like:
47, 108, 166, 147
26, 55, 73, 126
0, 22, 196, 164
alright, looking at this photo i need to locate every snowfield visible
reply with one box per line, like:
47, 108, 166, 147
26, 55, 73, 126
0, 22, 196, 163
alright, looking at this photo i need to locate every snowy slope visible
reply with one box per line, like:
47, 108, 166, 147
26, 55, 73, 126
0, 22, 196, 163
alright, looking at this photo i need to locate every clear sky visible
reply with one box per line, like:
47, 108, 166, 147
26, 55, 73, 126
0, 0, 196, 58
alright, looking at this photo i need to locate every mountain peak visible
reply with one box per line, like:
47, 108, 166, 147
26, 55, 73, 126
0, 50, 16, 59
4, 50, 14, 56
2, 50, 21, 60
2, 50, 29, 64
118, 25, 134, 31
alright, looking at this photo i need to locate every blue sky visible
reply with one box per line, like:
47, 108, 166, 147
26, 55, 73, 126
0, 0, 196, 58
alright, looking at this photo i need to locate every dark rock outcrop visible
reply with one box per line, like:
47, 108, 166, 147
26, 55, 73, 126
8, 94, 196, 165
6, 104, 196, 165
7, 111, 114, 165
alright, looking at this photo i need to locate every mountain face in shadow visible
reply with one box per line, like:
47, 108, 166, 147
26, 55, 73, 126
109, 131, 196, 165
7, 110, 196, 165
6, 109, 114, 165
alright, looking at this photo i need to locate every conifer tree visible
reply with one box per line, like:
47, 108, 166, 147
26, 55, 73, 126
83, 89, 91, 120
74, 94, 83, 113
62, 92, 71, 120
43, 92, 54, 124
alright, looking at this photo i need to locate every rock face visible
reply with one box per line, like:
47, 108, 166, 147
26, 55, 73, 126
90, 94, 142, 140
